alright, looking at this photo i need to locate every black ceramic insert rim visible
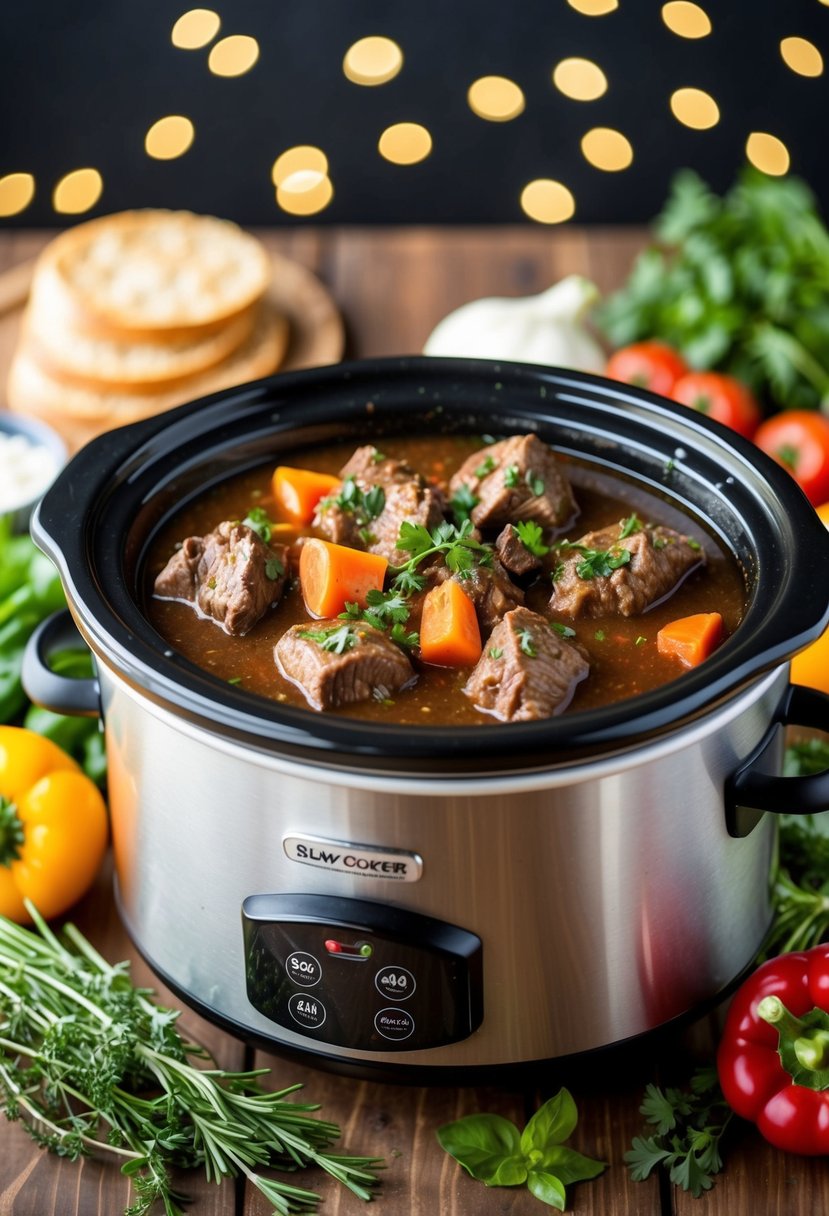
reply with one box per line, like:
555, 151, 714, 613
31, 356, 829, 771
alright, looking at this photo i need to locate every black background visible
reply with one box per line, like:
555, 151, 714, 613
1, 0, 827, 227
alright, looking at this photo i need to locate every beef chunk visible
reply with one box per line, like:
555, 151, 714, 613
495, 523, 545, 577
549, 520, 705, 619
464, 607, 589, 722
274, 620, 413, 710
449, 434, 577, 531
153, 521, 288, 636
314, 447, 445, 563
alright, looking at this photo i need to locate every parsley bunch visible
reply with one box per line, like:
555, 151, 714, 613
625, 1067, 731, 1198
597, 167, 829, 410
0, 905, 382, 1215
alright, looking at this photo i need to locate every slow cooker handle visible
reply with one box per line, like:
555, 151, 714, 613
726, 683, 829, 836
22, 610, 100, 717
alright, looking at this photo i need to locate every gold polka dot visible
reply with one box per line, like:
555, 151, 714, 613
780, 36, 824, 77
276, 175, 334, 216
208, 34, 259, 77
343, 36, 403, 86
520, 179, 576, 224
670, 87, 720, 129
53, 168, 103, 215
378, 123, 432, 165
271, 146, 329, 188
566, 0, 618, 13
746, 132, 790, 176
145, 115, 195, 160
467, 76, 525, 121
661, 2, 712, 38
552, 57, 608, 101
0, 173, 35, 218
171, 8, 220, 49
581, 127, 633, 171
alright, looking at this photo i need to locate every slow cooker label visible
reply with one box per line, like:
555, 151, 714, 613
283, 835, 423, 882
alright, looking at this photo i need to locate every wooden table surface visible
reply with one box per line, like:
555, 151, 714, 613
0, 226, 826, 1216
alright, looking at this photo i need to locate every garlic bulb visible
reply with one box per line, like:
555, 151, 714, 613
422, 275, 606, 372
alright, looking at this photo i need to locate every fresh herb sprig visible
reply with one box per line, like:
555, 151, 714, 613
389, 520, 492, 593
625, 1067, 732, 1198
597, 167, 829, 410
298, 624, 358, 655
513, 520, 550, 557
554, 540, 631, 581
319, 476, 386, 543
437, 1088, 605, 1211
340, 592, 419, 650
242, 506, 277, 543
0, 905, 382, 1216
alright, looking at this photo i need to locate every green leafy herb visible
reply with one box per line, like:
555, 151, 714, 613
437, 1088, 604, 1211
390, 519, 492, 592
550, 622, 576, 639
525, 469, 545, 497
488, 647, 504, 659
555, 540, 632, 580
551, 561, 565, 584
596, 166, 829, 410
298, 624, 358, 654
515, 627, 536, 657
504, 464, 520, 488
0, 905, 383, 1216
370, 448, 386, 463
619, 513, 643, 539
594, 629, 606, 641
242, 506, 276, 543
625, 1067, 732, 1199
265, 557, 284, 580
227, 675, 242, 685
513, 521, 550, 557
340, 592, 419, 649
322, 475, 386, 532
389, 623, 419, 649
635, 635, 647, 646
474, 455, 497, 478
450, 483, 479, 526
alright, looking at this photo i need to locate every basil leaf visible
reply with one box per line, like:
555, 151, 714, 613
488, 1155, 528, 1186
541, 1145, 606, 1185
436, 1113, 521, 1182
520, 1089, 578, 1155
527, 1170, 567, 1210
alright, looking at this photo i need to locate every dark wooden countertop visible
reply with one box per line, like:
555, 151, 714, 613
0, 226, 825, 1216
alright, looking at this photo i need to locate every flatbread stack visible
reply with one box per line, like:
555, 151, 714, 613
8, 210, 289, 450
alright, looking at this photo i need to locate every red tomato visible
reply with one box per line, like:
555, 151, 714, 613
670, 371, 762, 439
605, 342, 688, 398
753, 411, 829, 505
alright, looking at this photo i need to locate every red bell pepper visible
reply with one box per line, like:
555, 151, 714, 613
717, 945, 829, 1155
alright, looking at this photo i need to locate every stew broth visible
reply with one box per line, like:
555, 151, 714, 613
145, 435, 747, 725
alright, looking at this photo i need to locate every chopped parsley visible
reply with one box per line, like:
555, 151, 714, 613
555, 539, 632, 580
450, 483, 479, 526
503, 463, 520, 488
550, 621, 576, 639
298, 624, 358, 654
512, 520, 549, 557
525, 468, 545, 497
370, 448, 386, 464
551, 560, 566, 583
242, 506, 276, 543
321, 475, 386, 532
515, 626, 537, 657
340, 591, 419, 650
594, 629, 606, 641
619, 513, 643, 539
474, 455, 497, 478
635, 635, 647, 646
227, 675, 242, 685
688, 538, 702, 551
488, 646, 504, 659
265, 557, 284, 580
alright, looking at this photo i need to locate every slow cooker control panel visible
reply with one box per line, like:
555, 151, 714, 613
242, 893, 483, 1052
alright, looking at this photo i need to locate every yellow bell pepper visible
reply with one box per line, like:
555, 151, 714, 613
0, 726, 108, 923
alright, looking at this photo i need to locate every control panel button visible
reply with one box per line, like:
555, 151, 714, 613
286, 951, 322, 988
374, 964, 416, 1001
374, 1007, 415, 1041
288, 992, 327, 1030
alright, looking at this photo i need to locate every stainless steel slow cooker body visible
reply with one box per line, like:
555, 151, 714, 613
26, 357, 829, 1077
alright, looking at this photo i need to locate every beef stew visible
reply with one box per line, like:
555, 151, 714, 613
147, 433, 747, 725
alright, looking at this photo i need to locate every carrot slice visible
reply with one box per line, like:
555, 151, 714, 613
657, 612, 724, 668
273, 466, 341, 524
299, 537, 388, 618
420, 579, 482, 667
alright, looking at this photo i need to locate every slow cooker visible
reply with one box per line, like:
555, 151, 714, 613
24, 357, 829, 1079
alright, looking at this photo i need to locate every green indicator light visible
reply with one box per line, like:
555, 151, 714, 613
359, 942, 373, 958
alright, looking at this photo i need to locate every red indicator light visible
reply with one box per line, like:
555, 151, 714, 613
324, 939, 373, 959
324, 939, 343, 953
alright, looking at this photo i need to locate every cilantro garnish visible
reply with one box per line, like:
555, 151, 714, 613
488, 646, 503, 659
550, 621, 576, 639
525, 468, 545, 496
389, 519, 492, 592
619, 513, 643, 539
450, 483, 479, 526
504, 464, 520, 488
322, 475, 386, 533
340, 591, 419, 649
512, 520, 549, 557
555, 539, 632, 580
265, 557, 284, 580
474, 455, 497, 478
515, 627, 536, 657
